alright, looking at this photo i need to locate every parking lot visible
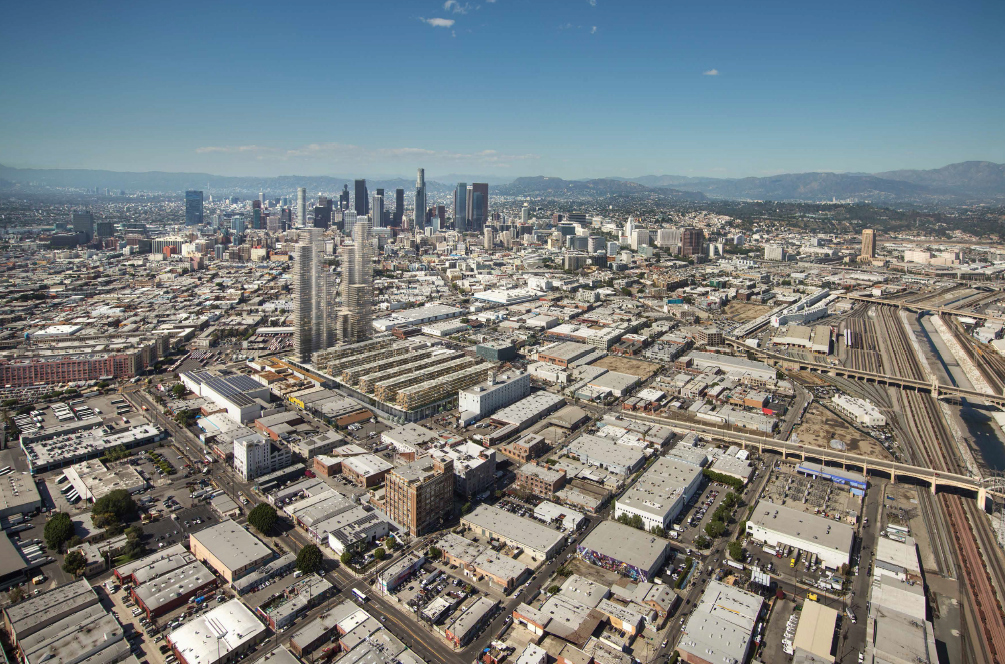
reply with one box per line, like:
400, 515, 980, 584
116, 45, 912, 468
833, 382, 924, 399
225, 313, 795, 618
387, 563, 484, 628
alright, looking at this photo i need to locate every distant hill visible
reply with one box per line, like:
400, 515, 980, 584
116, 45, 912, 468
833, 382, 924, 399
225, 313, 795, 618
495, 176, 707, 201
612, 161, 1005, 203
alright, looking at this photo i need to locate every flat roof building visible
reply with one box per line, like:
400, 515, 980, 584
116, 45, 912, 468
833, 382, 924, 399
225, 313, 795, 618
341, 454, 393, 487
614, 456, 702, 532
383, 456, 454, 536
3, 579, 99, 647
461, 504, 566, 562
0, 471, 42, 519
565, 434, 646, 477
792, 600, 838, 663
677, 581, 763, 664
189, 519, 275, 583
577, 521, 670, 582
168, 599, 266, 664
746, 500, 854, 570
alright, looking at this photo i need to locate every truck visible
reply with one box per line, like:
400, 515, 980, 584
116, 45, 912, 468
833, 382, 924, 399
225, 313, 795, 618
845, 608, 857, 623
32, 575, 46, 585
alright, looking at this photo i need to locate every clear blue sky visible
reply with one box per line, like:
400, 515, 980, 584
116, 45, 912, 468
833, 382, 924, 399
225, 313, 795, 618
1, 0, 1003, 179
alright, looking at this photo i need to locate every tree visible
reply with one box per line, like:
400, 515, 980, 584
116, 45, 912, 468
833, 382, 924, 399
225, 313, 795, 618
8, 586, 26, 604
248, 504, 277, 535
705, 520, 726, 538
461, 502, 472, 515
124, 525, 144, 541
92, 489, 138, 526
547, 585, 561, 594
374, 547, 386, 561
45, 512, 74, 551
384, 536, 397, 550
171, 384, 186, 398
728, 541, 745, 562
63, 550, 87, 576
693, 535, 710, 549
297, 544, 323, 574
340, 550, 352, 565
428, 546, 442, 561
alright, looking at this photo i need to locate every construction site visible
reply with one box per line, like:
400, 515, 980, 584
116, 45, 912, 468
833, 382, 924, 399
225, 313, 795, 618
309, 335, 493, 422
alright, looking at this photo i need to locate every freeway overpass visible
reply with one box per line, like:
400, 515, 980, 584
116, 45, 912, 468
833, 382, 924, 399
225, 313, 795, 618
841, 294, 1003, 322
619, 412, 1003, 508
725, 339, 1005, 408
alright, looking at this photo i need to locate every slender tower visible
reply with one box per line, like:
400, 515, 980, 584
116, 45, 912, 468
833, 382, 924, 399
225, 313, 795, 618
339, 219, 374, 344
454, 183, 467, 232
293, 228, 335, 361
297, 188, 307, 228
414, 168, 426, 231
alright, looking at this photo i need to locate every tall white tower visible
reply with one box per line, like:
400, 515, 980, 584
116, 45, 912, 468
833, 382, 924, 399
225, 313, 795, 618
414, 168, 426, 231
297, 188, 307, 228
339, 219, 374, 344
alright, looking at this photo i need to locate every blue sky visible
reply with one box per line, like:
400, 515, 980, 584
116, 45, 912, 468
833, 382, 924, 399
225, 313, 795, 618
1, 0, 1003, 179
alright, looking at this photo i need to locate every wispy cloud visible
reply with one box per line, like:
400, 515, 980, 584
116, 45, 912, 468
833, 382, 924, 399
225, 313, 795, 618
703, 68, 719, 76
194, 143, 539, 168
590, 26, 597, 34
443, 0, 470, 14
420, 17, 455, 27
588, 0, 597, 6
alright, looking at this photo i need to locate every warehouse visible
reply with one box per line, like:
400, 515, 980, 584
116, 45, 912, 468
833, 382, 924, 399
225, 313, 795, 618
63, 458, 146, 502
585, 371, 640, 398
341, 454, 393, 487
677, 581, 763, 664
168, 599, 266, 664
2, 579, 99, 647
189, 519, 275, 583
792, 600, 838, 662
491, 392, 566, 429
577, 521, 670, 582
461, 504, 566, 562
745, 500, 854, 569
614, 456, 703, 531
536, 342, 595, 368
132, 560, 216, 619
831, 394, 886, 426
565, 433, 646, 476
114, 544, 195, 586
445, 597, 498, 647
0, 470, 42, 519
15, 603, 127, 664
458, 371, 531, 424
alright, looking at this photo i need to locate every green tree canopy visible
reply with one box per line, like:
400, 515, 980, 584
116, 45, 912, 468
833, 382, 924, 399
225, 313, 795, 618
248, 504, 278, 535
8, 587, 26, 604
373, 547, 385, 561
44, 512, 74, 551
705, 520, 726, 538
297, 544, 323, 574
171, 384, 187, 398
92, 489, 138, 527
384, 536, 397, 550
340, 550, 352, 565
428, 546, 442, 560
62, 550, 87, 576
728, 541, 745, 562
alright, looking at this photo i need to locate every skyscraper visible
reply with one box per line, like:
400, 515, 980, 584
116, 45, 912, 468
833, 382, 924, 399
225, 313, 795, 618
354, 179, 369, 216
414, 168, 426, 231
297, 188, 307, 228
252, 199, 262, 229
339, 219, 374, 344
681, 227, 704, 257
185, 191, 204, 226
293, 228, 336, 362
861, 228, 876, 261
372, 189, 385, 228
394, 188, 404, 227
454, 182, 468, 232
258, 192, 265, 206
521, 205, 529, 224
339, 185, 350, 211
467, 183, 488, 232
313, 196, 333, 230
71, 210, 94, 243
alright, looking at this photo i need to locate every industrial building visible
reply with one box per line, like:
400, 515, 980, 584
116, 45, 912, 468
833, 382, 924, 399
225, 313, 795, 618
461, 504, 566, 562
325, 506, 392, 555
132, 559, 216, 619
233, 433, 292, 481
341, 454, 393, 487
831, 394, 886, 426
62, 459, 146, 502
614, 456, 703, 531
22, 422, 165, 474
445, 598, 498, 647
515, 463, 567, 498
383, 456, 455, 535
189, 519, 275, 583
577, 521, 670, 582
677, 351, 777, 386
792, 600, 839, 662
796, 462, 867, 495
168, 599, 266, 664
180, 371, 272, 423
536, 342, 595, 368
458, 371, 531, 425
3, 579, 100, 648
428, 442, 497, 498
677, 581, 764, 664
0, 470, 42, 519
565, 433, 646, 476
745, 500, 854, 569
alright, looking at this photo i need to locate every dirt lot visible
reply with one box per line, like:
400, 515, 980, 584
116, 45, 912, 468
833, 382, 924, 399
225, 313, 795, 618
723, 301, 773, 322
791, 402, 892, 460
590, 356, 661, 381
561, 556, 623, 587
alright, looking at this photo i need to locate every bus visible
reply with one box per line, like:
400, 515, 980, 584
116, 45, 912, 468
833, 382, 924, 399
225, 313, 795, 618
352, 589, 368, 603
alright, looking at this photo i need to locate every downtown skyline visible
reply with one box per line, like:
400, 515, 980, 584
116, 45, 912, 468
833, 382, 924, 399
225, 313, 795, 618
1, 0, 1003, 180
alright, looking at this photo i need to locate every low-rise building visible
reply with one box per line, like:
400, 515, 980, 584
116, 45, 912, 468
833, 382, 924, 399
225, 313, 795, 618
577, 521, 670, 582
746, 500, 854, 570
189, 519, 275, 583
515, 463, 567, 498
461, 504, 566, 562
168, 599, 266, 664
458, 371, 531, 425
677, 581, 763, 664
341, 454, 393, 487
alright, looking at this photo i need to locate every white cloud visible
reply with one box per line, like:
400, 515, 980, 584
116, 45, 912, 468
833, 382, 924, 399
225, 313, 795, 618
444, 0, 469, 13
194, 143, 538, 168
703, 68, 719, 76
590, 26, 597, 34
420, 17, 455, 27
588, 0, 597, 5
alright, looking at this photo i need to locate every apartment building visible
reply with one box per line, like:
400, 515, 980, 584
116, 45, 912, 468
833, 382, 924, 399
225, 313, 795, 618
384, 456, 455, 536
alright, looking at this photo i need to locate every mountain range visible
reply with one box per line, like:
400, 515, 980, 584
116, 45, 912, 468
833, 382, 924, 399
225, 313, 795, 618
1, 160, 1003, 204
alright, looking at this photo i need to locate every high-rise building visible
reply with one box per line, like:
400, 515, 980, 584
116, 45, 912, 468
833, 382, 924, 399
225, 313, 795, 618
861, 229, 876, 260
354, 179, 368, 216
294, 228, 336, 362
681, 227, 704, 257
258, 192, 265, 206
521, 205, 529, 224
280, 207, 292, 232
338, 219, 374, 345
372, 189, 385, 228
393, 188, 404, 227
297, 188, 307, 227
339, 185, 350, 211
96, 221, 114, 238
71, 210, 94, 242
231, 215, 246, 236
252, 199, 262, 229
384, 456, 455, 536
484, 228, 494, 251
313, 196, 333, 230
454, 182, 468, 232
414, 168, 427, 231
185, 191, 204, 226
466, 183, 488, 232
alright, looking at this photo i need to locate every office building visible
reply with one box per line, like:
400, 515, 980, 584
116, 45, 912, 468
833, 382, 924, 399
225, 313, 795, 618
354, 179, 368, 216
681, 227, 703, 257
293, 228, 337, 362
394, 188, 404, 226
861, 228, 876, 260
457, 370, 530, 424
297, 187, 307, 227
233, 433, 292, 481
231, 215, 245, 236
338, 220, 374, 344
454, 182, 468, 231
384, 456, 454, 536
372, 189, 384, 228
467, 183, 488, 232
313, 196, 333, 230
521, 205, 530, 223
71, 210, 94, 242
414, 168, 427, 230
185, 191, 203, 226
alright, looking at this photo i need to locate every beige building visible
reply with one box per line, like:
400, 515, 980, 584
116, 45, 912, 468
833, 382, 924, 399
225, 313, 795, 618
188, 519, 275, 583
